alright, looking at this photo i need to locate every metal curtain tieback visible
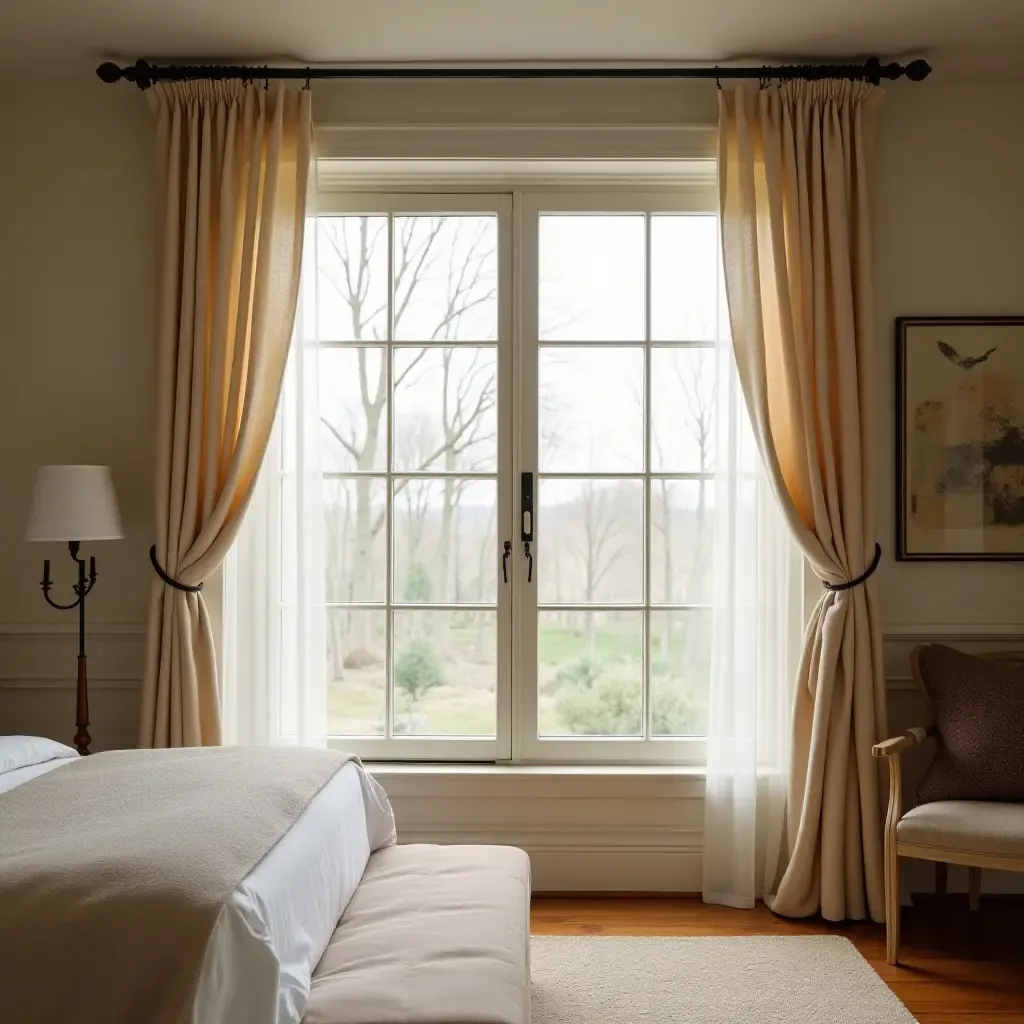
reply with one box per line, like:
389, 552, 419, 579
823, 543, 882, 593
149, 545, 203, 593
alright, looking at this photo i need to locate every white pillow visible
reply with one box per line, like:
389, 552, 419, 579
0, 735, 79, 775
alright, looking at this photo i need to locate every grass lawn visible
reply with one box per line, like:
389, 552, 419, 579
326, 620, 708, 738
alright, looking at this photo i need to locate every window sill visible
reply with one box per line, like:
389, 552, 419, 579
366, 762, 708, 801
366, 762, 707, 778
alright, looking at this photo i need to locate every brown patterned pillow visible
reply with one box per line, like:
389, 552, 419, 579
915, 644, 1024, 805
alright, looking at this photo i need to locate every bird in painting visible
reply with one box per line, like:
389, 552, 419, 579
937, 340, 997, 370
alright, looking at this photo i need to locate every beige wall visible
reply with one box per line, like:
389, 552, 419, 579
0, 81, 153, 747
872, 80, 1024, 896
0, 75, 1021, 890
0, 81, 154, 627
874, 80, 1024, 630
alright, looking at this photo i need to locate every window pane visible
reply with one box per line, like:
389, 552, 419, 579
393, 347, 497, 472
393, 216, 498, 341
393, 479, 497, 604
651, 347, 716, 472
324, 478, 387, 604
280, 366, 296, 473
650, 479, 714, 605
392, 610, 496, 736
539, 347, 644, 472
539, 215, 645, 341
280, 476, 297, 604
320, 347, 388, 473
650, 215, 720, 341
316, 217, 388, 341
650, 610, 710, 736
538, 479, 643, 604
280, 606, 297, 735
538, 610, 643, 737
327, 609, 386, 736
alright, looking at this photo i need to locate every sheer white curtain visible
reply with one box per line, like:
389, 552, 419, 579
702, 264, 805, 909
224, 204, 329, 748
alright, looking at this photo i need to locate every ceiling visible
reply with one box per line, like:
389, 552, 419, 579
1, 0, 1023, 78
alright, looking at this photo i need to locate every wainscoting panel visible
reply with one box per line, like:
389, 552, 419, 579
1, 623, 1021, 893
0, 624, 145, 751
376, 768, 706, 891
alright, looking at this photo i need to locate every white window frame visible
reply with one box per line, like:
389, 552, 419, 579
302, 165, 716, 765
515, 189, 715, 767
311, 191, 515, 762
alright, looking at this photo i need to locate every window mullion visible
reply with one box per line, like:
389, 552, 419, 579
643, 211, 653, 742
384, 213, 395, 743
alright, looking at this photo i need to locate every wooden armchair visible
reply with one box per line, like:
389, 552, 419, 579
873, 647, 1024, 965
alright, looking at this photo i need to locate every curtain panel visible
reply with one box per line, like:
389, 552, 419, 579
223, 210, 329, 749
714, 81, 887, 921
140, 82, 313, 748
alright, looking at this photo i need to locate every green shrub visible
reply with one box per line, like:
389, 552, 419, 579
554, 658, 703, 736
553, 654, 602, 690
403, 561, 433, 603
394, 636, 445, 705
649, 681, 701, 736
555, 667, 641, 736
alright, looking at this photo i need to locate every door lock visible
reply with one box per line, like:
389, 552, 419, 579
521, 472, 534, 583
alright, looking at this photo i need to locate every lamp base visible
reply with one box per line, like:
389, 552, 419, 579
74, 654, 91, 755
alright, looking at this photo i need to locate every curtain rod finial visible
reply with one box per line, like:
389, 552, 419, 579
97, 58, 154, 89
905, 59, 932, 82
96, 62, 123, 84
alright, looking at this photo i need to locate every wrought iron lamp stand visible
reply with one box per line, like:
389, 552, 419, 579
40, 542, 97, 755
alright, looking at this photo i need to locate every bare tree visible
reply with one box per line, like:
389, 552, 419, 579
474, 499, 498, 659
675, 352, 715, 603
317, 216, 497, 678
648, 352, 714, 659
651, 445, 675, 660
566, 479, 629, 653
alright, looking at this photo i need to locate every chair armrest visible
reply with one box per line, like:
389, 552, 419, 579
875, 728, 930, 847
872, 727, 928, 759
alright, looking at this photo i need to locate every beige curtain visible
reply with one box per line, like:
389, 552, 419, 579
718, 81, 887, 922
140, 82, 312, 748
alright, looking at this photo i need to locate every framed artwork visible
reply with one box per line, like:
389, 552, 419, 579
897, 316, 1024, 560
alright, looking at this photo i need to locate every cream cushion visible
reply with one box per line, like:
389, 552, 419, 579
305, 844, 531, 1024
897, 800, 1024, 859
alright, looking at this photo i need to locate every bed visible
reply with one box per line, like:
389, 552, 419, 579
0, 736, 397, 1024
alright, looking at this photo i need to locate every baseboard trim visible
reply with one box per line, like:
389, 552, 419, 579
525, 846, 704, 892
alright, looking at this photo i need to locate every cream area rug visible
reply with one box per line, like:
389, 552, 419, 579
530, 936, 917, 1024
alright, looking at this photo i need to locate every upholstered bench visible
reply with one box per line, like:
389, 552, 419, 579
305, 844, 532, 1024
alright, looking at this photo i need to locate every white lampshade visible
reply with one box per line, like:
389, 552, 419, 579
25, 466, 123, 542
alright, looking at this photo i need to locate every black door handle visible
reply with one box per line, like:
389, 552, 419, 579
502, 540, 511, 584
521, 472, 534, 542
521, 473, 535, 583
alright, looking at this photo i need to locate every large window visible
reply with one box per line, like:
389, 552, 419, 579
276, 179, 721, 763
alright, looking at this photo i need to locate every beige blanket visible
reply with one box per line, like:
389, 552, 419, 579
0, 746, 354, 1024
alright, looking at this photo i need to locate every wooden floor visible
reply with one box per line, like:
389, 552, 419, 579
531, 896, 1024, 1022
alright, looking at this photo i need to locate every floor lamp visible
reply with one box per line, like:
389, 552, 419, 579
25, 466, 123, 755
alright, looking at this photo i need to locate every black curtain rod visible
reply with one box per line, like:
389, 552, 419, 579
97, 56, 931, 91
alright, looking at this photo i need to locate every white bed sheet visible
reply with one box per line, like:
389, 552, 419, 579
1, 754, 396, 1024
0, 755, 79, 795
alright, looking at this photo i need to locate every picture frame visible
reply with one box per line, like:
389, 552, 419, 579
896, 315, 1024, 561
